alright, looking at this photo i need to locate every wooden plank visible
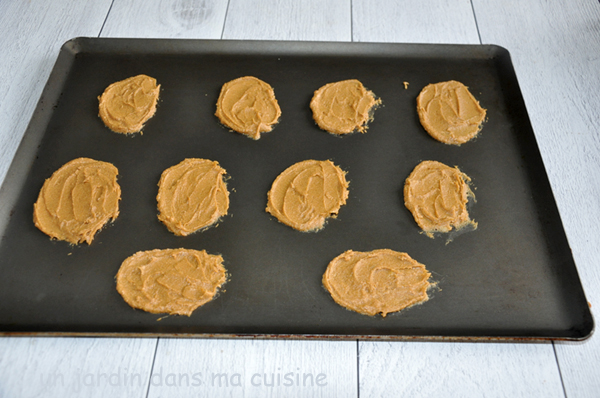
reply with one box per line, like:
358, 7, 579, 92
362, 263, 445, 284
352, 1, 565, 397
145, 338, 357, 397
359, 341, 564, 397
0, 0, 113, 188
352, 0, 480, 44
0, 337, 156, 398
100, 0, 229, 38
222, 0, 351, 41
471, 1, 600, 397
554, 340, 600, 398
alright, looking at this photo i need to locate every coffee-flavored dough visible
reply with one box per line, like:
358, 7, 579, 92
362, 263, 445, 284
266, 160, 349, 232
157, 159, 229, 236
404, 160, 476, 237
116, 248, 227, 316
310, 79, 380, 135
98, 74, 160, 134
417, 80, 486, 145
323, 249, 431, 317
215, 76, 281, 140
33, 158, 121, 245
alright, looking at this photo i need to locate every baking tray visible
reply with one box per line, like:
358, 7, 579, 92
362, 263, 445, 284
0, 38, 593, 340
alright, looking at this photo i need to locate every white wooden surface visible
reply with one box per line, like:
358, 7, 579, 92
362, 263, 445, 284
101, 0, 229, 39
352, 0, 480, 44
359, 341, 564, 398
1, 0, 599, 397
145, 339, 357, 397
222, 0, 351, 41
0, 337, 156, 397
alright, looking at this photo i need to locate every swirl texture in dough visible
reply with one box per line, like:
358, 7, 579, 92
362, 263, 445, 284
157, 159, 229, 236
33, 158, 121, 244
215, 76, 281, 140
98, 74, 160, 134
266, 160, 349, 232
310, 79, 380, 135
417, 80, 486, 145
404, 160, 476, 237
323, 249, 431, 317
116, 248, 227, 316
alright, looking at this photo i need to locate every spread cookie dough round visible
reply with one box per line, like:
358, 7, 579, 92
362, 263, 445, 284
323, 249, 431, 317
417, 80, 486, 145
157, 159, 229, 236
266, 160, 349, 232
98, 74, 160, 134
215, 76, 281, 140
310, 79, 380, 135
33, 158, 121, 245
116, 248, 227, 316
404, 160, 476, 237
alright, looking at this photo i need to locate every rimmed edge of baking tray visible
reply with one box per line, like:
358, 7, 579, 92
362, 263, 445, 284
0, 331, 590, 343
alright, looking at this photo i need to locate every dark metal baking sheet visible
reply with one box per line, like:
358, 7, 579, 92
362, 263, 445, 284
0, 38, 593, 340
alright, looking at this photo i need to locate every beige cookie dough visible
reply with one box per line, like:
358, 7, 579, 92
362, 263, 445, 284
33, 158, 121, 245
417, 80, 486, 145
323, 249, 431, 317
215, 76, 281, 140
157, 159, 229, 236
98, 74, 160, 134
310, 79, 380, 135
404, 160, 476, 237
116, 248, 227, 316
266, 160, 349, 232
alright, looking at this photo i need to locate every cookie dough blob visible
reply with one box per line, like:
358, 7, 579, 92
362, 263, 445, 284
116, 248, 227, 316
404, 160, 476, 237
98, 74, 160, 134
157, 159, 229, 236
323, 249, 431, 317
33, 158, 121, 245
215, 76, 281, 140
266, 160, 349, 232
310, 79, 380, 135
417, 80, 486, 145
